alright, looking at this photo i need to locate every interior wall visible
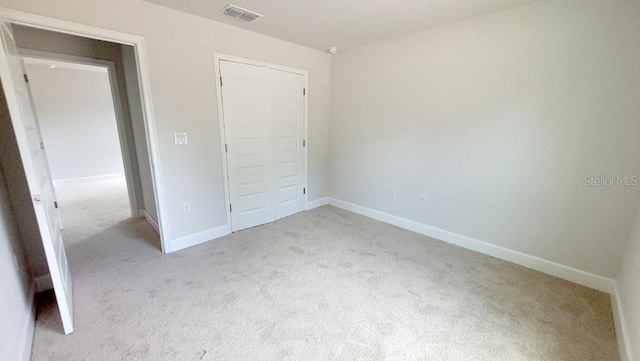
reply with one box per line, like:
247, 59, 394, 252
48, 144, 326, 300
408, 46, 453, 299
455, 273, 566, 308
617, 208, 640, 360
0, 86, 34, 361
1, 0, 332, 245
121, 44, 157, 222
0, 160, 33, 361
329, 0, 640, 278
26, 64, 125, 181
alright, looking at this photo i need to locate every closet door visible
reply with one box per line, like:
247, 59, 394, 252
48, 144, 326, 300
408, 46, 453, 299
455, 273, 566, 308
271, 69, 305, 219
219, 60, 275, 231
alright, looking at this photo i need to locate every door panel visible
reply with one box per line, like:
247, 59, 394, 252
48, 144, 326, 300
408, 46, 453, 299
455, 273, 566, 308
0, 21, 73, 334
220, 61, 305, 232
271, 69, 305, 219
220, 60, 275, 231
21, 63, 65, 230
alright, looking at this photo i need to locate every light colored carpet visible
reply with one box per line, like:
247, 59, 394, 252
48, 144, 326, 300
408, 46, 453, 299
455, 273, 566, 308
54, 176, 133, 245
31, 182, 619, 360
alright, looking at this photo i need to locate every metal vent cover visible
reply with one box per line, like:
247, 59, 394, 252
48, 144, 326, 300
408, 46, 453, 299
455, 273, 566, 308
221, 4, 263, 23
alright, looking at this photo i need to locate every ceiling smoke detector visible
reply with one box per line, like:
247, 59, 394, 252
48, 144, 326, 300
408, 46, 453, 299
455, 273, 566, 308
221, 4, 263, 23
327, 47, 338, 54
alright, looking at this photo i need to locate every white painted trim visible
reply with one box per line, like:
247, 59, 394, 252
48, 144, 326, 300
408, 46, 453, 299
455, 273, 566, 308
35, 273, 52, 292
612, 284, 633, 361
17, 281, 36, 361
213, 52, 309, 232
328, 198, 615, 293
143, 209, 159, 233
169, 224, 231, 253
306, 197, 329, 210
214, 53, 310, 77
1, 8, 171, 253
212, 55, 232, 235
1, 9, 140, 44
23, 57, 108, 72
302, 69, 309, 210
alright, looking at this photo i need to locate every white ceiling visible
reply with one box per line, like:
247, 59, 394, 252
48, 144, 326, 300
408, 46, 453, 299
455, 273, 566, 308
141, 0, 540, 51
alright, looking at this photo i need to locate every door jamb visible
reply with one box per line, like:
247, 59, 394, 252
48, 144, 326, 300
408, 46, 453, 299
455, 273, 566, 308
213, 52, 309, 232
20, 49, 140, 219
1, 9, 171, 252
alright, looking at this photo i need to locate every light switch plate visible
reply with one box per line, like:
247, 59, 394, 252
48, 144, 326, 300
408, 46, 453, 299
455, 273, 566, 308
174, 132, 188, 145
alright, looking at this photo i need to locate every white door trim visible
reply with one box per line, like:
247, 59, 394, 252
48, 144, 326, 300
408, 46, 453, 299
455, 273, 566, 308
213, 52, 309, 231
1, 9, 171, 252
20, 49, 140, 219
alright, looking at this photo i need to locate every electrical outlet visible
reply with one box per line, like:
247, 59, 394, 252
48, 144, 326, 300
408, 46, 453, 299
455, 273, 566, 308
390, 188, 397, 199
420, 193, 426, 203
183, 202, 191, 214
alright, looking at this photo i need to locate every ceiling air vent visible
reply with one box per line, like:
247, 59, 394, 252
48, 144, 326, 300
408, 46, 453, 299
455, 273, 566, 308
221, 4, 263, 23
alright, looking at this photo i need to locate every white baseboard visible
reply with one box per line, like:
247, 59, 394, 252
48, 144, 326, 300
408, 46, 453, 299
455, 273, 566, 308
143, 210, 159, 233
306, 197, 329, 210
35, 274, 52, 292
328, 198, 615, 294
53, 173, 125, 187
169, 224, 231, 253
611, 285, 633, 361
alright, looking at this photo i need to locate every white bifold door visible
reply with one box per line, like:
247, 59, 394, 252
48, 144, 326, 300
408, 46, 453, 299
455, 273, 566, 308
0, 21, 74, 334
219, 60, 306, 232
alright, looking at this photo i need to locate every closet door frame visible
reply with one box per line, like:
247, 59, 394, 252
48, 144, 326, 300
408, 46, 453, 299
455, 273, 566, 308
213, 53, 309, 231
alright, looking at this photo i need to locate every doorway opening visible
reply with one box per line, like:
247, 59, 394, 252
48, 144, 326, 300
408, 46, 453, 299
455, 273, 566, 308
0, 14, 168, 335
14, 25, 160, 248
22, 55, 136, 244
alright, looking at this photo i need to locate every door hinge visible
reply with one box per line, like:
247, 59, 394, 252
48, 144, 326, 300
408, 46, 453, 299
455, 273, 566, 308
303, 140, 306, 147
303, 188, 306, 195
220, 76, 223, 87
229, 204, 232, 212
39, 141, 45, 150
54, 201, 58, 209
23, 74, 29, 83
303, 88, 306, 96
225, 144, 228, 153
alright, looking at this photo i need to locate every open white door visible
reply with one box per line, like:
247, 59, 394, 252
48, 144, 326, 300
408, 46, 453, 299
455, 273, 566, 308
0, 21, 73, 334
20, 60, 65, 231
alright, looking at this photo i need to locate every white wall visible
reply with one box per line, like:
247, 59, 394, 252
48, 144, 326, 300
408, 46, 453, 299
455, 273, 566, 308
0, 89, 34, 361
617, 208, 640, 361
0, 165, 33, 361
26, 64, 125, 181
1, 0, 332, 245
329, 0, 640, 279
